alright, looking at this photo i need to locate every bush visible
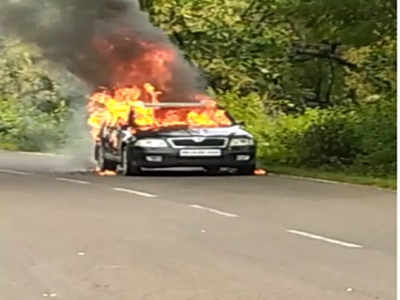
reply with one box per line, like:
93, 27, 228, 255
0, 98, 69, 151
295, 108, 362, 167
221, 94, 396, 176
354, 100, 396, 174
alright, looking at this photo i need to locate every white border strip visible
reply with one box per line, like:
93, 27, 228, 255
0, 150, 61, 157
287, 229, 363, 248
16, 151, 60, 157
56, 178, 90, 185
269, 173, 338, 184
113, 187, 157, 198
270, 173, 394, 192
190, 204, 239, 218
0, 169, 31, 175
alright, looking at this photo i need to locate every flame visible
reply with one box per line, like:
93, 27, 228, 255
87, 39, 232, 140
87, 84, 232, 140
94, 167, 117, 176
254, 169, 268, 176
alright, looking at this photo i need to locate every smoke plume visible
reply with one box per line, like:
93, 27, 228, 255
0, 0, 205, 100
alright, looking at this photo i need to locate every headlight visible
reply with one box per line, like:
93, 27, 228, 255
135, 139, 168, 148
230, 138, 254, 147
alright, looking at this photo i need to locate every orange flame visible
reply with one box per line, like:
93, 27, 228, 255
254, 169, 268, 176
87, 40, 232, 140
94, 167, 117, 176
87, 84, 232, 140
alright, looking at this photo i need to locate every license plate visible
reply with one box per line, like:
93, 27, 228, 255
179, 149, 222, 157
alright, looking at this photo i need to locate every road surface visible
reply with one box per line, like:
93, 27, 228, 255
0, 151, 396, 300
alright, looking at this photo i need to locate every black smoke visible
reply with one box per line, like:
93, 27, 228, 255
0, 0, 205, 101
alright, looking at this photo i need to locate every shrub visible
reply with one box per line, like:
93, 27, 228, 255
221, 94, 396, 176
0, 98, 69, 151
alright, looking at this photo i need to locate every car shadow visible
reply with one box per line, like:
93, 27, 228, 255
138, 169, 238, 177
63, 167, 253, 177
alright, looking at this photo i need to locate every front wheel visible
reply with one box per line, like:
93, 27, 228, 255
237, 164, 255, 176
120, 147, 140, 176
98, 145, 117, 171
205, 167, 220, 176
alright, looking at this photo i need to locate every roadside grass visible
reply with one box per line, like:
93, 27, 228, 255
0, 142, 20, 151
262, 164, 396, 190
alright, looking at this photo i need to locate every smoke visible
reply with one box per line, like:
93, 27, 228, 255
0, 0, 206, 100
0, 0, 207, 171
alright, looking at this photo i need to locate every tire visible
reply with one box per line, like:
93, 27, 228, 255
98, 145, 117, 171
120, 147, 140, 176
94, 143, 100, 161
205, 167, 220, 176
237, 164, 255, 176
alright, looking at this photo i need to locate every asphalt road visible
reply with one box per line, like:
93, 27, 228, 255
0, 151, 396, 300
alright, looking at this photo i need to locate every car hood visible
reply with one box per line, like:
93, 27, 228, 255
136, 126, 253, 138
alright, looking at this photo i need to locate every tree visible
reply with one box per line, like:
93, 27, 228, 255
142, 0, 396, 110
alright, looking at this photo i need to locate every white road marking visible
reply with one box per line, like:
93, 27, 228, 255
56, 178, 90, 185
0, 169, 31, 176
190, 204, 239, 218
113, 187, 157, 198
269, 173, 338, 184
287, 229, 364, 248
270, 173, 394, 191
16, 151, 60, 157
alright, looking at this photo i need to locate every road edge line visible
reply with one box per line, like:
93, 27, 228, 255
287, 229, 364, 249
113, 187, 157, 198
189, 204, 239, 218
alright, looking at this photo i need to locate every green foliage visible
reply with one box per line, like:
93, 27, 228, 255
145, 0, 395, 110
353, 100, 396, 174
284, 0, 396, 45
344, 37, 396, 101
0, 98, 69, 151
0, 38, 71, 151
258, 100, 396, 176
148, 0, 293, 101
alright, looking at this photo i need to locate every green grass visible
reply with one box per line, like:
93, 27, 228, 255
262, 164, 396, 190
0, 142, 20, 151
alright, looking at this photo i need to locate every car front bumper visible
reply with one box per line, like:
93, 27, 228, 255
126, 145, 256, 169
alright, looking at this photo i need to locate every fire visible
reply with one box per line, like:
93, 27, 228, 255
94, 167, 117, 177
254, 169, 268, 176
87, 38, 232, 140
87, 85, 232, 140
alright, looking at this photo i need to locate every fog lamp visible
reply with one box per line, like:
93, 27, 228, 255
236, 155, 250, 161
146, 155, 163, 162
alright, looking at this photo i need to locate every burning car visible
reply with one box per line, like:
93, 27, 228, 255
90, 90, 256, 175
85, 36, 256, 175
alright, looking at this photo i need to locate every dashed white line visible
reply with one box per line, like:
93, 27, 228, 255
113, 187, 157, 198
56, 178, 90, 185
287, 229, 364, 248
16, 151, 60, 157
189, 204, 239, 218
0, 169, 32, 176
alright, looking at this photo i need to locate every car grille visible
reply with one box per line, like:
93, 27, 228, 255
168, 137, 228, 148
